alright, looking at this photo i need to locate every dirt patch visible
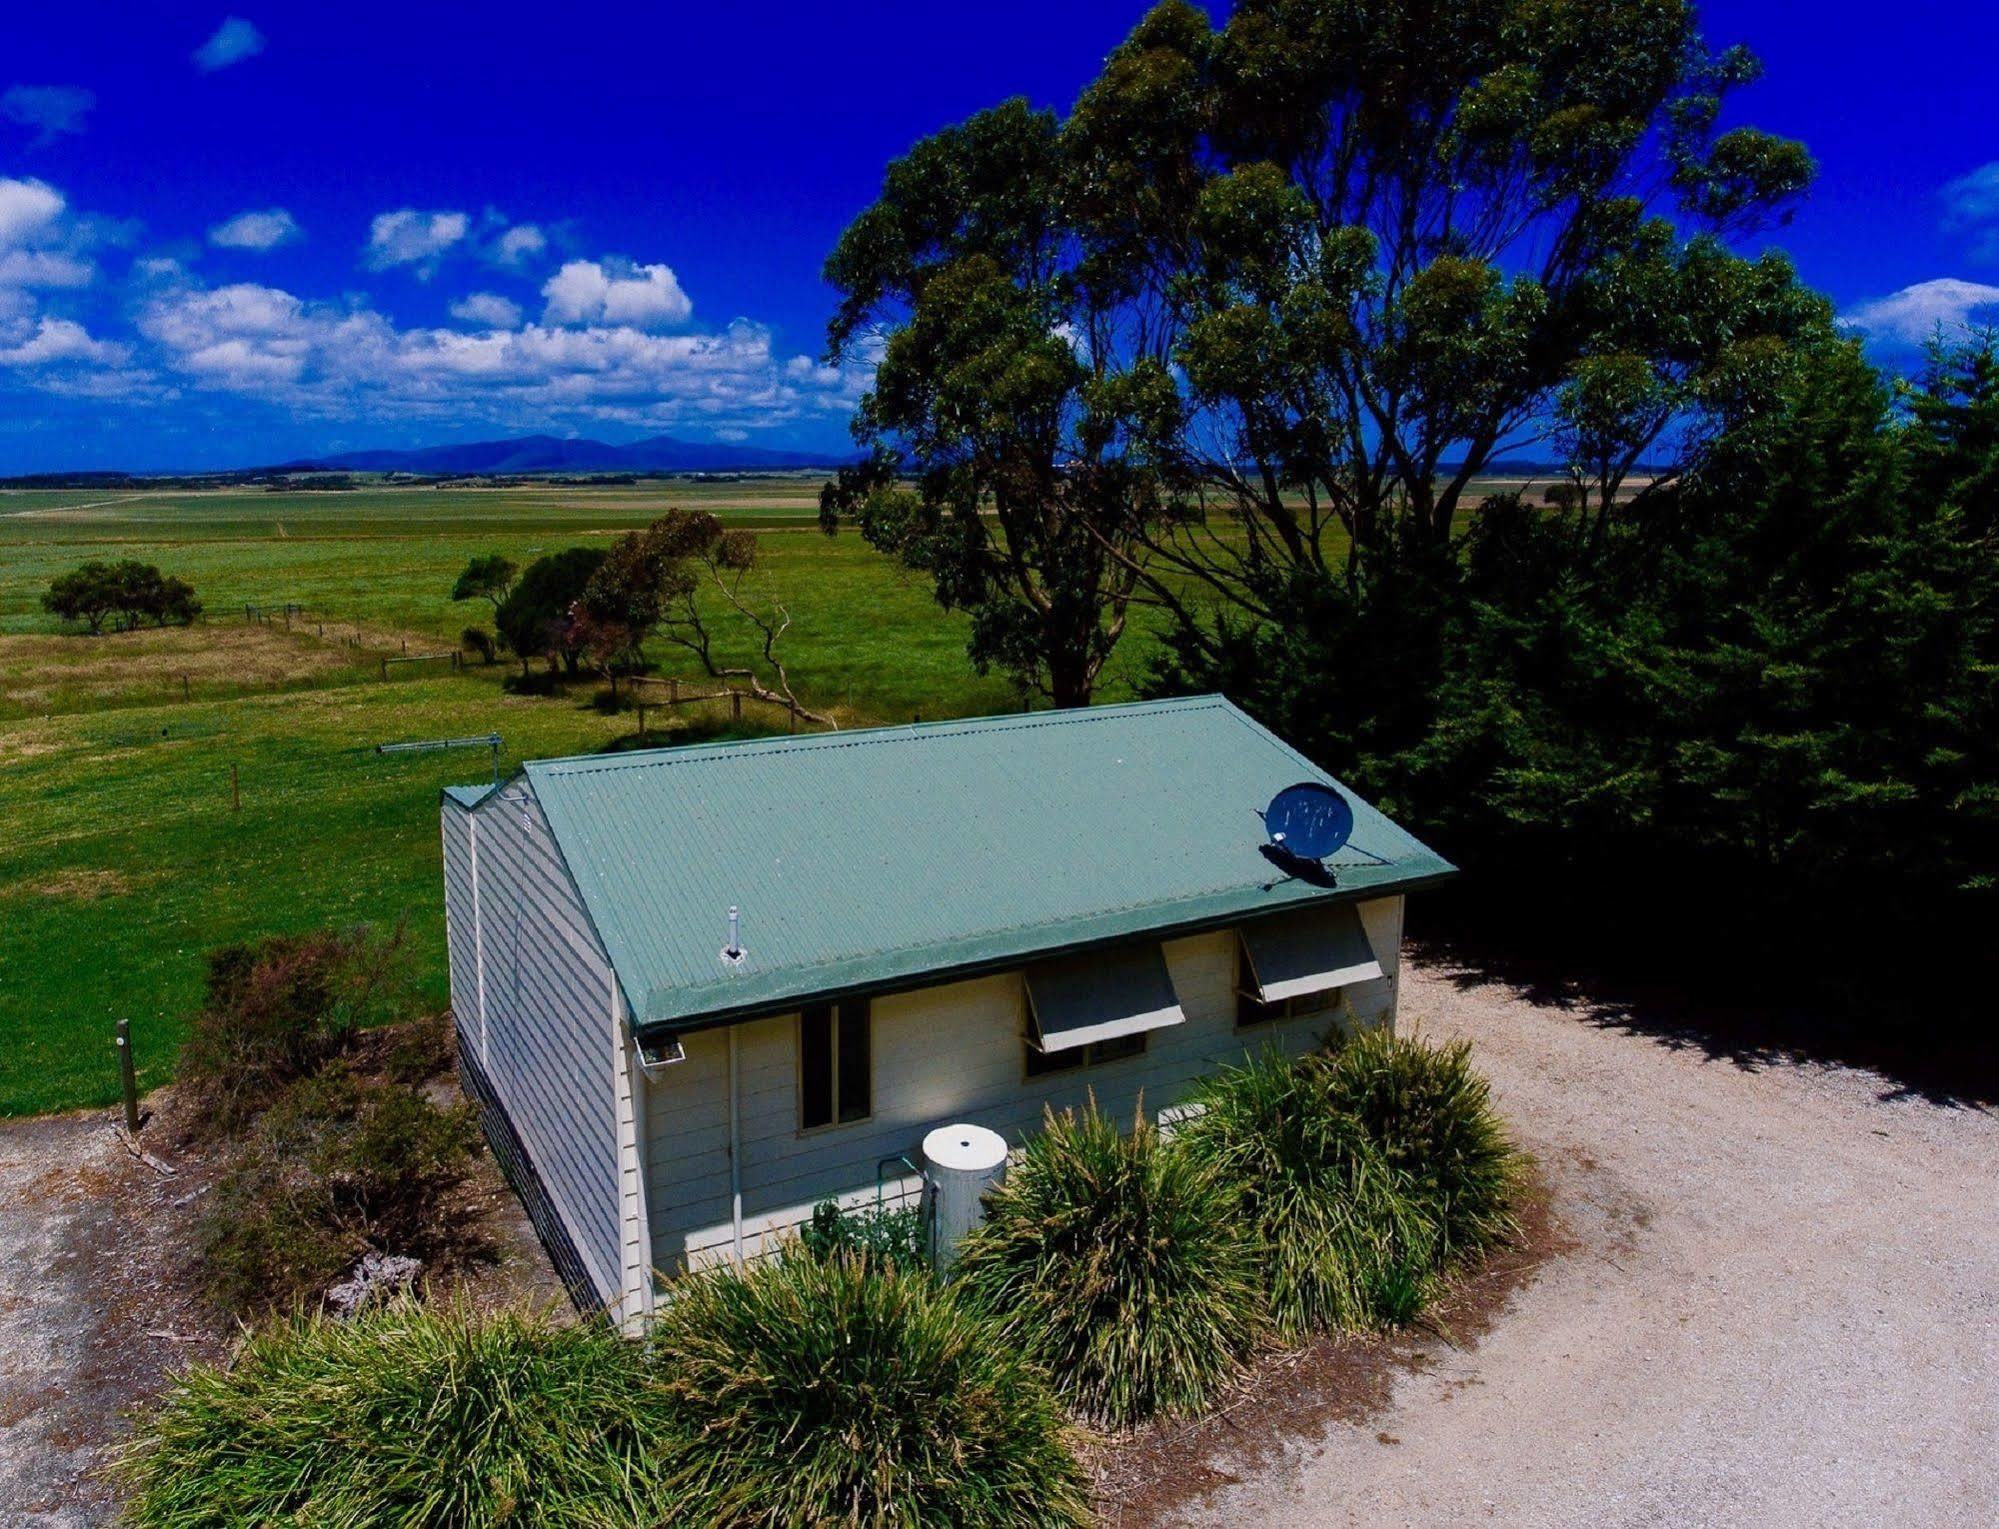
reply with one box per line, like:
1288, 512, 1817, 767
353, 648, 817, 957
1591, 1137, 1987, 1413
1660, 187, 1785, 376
0, 1055, 566, 1525
1090, 1173, 1567, 1525
0, 623, 372, 714
0, 869, 140, 903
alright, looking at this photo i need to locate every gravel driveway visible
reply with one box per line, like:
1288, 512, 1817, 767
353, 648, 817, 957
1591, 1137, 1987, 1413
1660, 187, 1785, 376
1180, 954, 1999, 1528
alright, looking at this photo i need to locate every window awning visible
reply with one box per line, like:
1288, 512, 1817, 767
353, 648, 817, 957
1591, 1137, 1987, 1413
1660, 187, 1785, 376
1239, 902, 1383, 1002
1024, 943, 1186, 1053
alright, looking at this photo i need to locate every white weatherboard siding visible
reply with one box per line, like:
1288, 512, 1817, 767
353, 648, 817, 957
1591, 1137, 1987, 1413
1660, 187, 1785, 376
643, 896, 1404, 1270
461, 781, 624, 1306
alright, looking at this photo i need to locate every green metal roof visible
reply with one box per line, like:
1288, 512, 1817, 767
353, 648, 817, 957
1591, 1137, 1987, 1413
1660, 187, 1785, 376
463, 695, 1454, 1033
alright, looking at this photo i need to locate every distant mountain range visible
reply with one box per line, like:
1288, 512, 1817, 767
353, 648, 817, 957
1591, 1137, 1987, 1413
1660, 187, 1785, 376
282, 433, 852, 475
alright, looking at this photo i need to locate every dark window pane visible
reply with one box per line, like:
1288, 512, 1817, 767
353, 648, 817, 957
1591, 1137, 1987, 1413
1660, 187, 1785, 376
1024, 1041, 1083, 1078
836, 1001, 871, 1123
799, 1005, 832, 1129
1090, 1032, 1146, 1064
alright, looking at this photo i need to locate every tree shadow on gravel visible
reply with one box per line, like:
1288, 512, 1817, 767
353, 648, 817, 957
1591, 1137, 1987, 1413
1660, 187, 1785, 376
1412, 926, 1999, 1112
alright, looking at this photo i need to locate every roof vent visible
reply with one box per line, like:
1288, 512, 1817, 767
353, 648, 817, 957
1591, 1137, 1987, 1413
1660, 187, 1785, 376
719, 904, 747, 967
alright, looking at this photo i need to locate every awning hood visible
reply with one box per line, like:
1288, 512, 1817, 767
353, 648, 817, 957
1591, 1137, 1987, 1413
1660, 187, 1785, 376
1240, 902, 1383, 1002
1025, 942, 1185, 1053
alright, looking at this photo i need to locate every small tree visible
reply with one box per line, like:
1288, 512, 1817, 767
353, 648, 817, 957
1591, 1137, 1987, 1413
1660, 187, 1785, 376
582, 510, 836, 724
450, 554, 518, 616
42, 559, 199, 632
43, 561, 122, 633
494, 549, 605, 676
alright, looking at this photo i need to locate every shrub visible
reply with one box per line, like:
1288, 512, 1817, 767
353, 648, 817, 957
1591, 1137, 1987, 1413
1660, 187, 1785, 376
120, 1303, 670, 1528
796, 1197, 928, 1272
647, 1252, 1087, 1526
460, 624, 497, 664
196, 1068, 483, 1315
1179, 1048, 1444, 1337
383, 1008, 458, 1085
955, 1100, 1264, 1427
178, 924, 414, 1135
1324, 1028, 1521, 1261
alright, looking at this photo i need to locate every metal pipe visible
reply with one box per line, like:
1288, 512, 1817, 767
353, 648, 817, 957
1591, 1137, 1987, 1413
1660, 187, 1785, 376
725, 905, 741, 959
728, 1026, 744, 1266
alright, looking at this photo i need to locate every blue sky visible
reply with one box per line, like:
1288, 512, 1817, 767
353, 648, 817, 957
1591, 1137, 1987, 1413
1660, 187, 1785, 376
0, 1, 1994, 474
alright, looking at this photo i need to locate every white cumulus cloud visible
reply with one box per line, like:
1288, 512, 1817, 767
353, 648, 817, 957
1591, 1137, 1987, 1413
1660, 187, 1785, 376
194, 17, 265, 72
541, 256, 691, 329
490, 223, 546, 267
0, 315, 128, 368
0, 178, 95, 289
209, 207, 300, 251
1942, 162, 1999, 263
364, 208, 470, 277
449, 291, 523, 329
2, 85, 96, 145
1839, 278, 1999, 345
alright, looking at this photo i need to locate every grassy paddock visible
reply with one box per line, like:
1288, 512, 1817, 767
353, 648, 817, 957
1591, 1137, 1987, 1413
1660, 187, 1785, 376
0, 479, 1057, 1115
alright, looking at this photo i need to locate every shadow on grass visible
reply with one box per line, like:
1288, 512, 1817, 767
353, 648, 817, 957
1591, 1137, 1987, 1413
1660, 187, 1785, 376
593, 716, 784, 753
1411, 919, 1999, 1112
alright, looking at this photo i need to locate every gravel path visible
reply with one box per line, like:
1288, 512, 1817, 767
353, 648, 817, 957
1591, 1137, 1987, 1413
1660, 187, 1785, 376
1181, 955, 1999, 1528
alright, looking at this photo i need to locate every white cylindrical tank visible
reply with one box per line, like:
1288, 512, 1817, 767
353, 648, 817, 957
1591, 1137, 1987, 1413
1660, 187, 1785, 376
922, 1123, 1008, 1274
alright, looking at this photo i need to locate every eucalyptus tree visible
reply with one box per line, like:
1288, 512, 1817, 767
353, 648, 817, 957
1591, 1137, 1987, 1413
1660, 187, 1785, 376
822, 101, 1181, 708
825, 0, 1826, 698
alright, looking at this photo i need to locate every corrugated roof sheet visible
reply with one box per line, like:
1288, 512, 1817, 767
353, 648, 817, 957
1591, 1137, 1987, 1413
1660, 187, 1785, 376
460, 695, 1453, 1030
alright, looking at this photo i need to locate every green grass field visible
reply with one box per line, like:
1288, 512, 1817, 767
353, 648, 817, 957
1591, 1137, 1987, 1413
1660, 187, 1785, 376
0, 473, 1547, 1115
0, 478, 1076, 1115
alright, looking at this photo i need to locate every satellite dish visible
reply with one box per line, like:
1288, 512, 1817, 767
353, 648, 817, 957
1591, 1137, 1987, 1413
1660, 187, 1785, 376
1260, 781, 1354, 863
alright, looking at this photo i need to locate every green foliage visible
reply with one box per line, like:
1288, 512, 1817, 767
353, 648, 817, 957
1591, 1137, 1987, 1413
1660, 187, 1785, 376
177, 925, 416, 1136
458, 624, 496, 663
647, 1251, 1089, 1527
42, 559, 200, 633
1324, 1029, 1521, 1261
494, 547, 606, 675
120, 1304, 671, 1529
797, 1196, 928, 1273
955, 1099, 1265, 1426
196, 1065, 483, 1315
449, 552, 517, 612
1177, 1049, 1445, 1337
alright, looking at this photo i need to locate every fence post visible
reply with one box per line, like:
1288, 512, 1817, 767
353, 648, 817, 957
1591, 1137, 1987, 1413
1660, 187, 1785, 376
788, 699, 798, 733
380, 657, 388, 681
668, 676, 679, 705
116, 1018, 140, 1133
181, 673, 190, 702
732, 690, 742, 724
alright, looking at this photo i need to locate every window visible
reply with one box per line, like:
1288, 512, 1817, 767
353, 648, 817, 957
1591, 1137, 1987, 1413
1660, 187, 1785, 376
1023, 1029, 1148, 1077
1236, 937, 1343, 1027
799, 1000, 870, 1130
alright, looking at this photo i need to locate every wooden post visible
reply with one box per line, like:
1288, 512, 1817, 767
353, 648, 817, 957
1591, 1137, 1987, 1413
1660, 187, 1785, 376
231, 763, 240, 813
181, 673, 190, 702
401, 638, 408, 655
380, 657, 388, 680
668, 676, 679, 705
731, 690, 742, 724
116, 1018, 139, 1133
788, 699, 797, 734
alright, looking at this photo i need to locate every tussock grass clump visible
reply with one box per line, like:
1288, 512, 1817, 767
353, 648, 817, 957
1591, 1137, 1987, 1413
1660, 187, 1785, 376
1325, 1028, 1521, 1261
1179, 1048, 1444, 1336
120, 1303, 668, 1529
955, 1100, 1265, 1428
649, 1251, 1087, 1527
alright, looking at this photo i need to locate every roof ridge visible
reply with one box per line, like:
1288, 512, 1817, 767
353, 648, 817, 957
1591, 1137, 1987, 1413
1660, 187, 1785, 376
528, 693, 1229, 779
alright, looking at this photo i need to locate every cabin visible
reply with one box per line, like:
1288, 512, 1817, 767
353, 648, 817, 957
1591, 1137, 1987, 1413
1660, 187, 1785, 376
439, 695, 1454, 1325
